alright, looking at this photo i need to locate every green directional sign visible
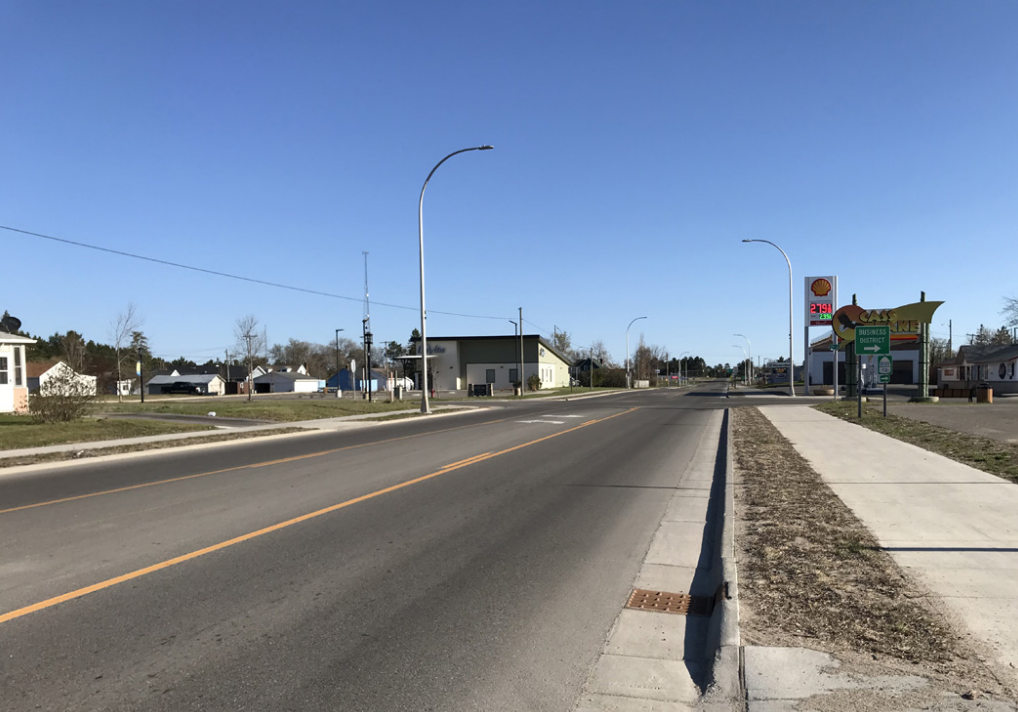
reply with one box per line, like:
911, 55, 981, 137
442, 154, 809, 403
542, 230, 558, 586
856, 325, 890, 356
877, 354, 892, 383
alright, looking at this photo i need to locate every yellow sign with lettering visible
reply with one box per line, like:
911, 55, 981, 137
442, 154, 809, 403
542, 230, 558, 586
832, 301, 943, 344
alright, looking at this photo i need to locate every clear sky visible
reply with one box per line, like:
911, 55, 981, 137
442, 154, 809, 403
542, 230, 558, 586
3, 1, 1016, 369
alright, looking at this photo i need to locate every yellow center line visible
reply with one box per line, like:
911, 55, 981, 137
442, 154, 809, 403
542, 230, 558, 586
0, 407, 638, 625
441, 453, 492, 469
0, 415, 516, 515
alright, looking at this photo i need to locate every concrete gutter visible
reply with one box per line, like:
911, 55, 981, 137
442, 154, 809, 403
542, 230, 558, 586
699, 408, 743, 710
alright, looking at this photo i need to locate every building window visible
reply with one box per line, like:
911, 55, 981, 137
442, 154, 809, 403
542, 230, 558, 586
14, 347, 22, 387
0, 356, 7, 385
485, 369, 496, 384
509, 368, 518, 383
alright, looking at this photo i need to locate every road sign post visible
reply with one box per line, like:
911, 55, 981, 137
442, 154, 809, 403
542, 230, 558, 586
855, 326, 890, 418
877, 353, 892, 417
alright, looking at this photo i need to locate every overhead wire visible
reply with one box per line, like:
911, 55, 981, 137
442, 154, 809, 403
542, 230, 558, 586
0, 224, 509, 321
522, 318, 553, 338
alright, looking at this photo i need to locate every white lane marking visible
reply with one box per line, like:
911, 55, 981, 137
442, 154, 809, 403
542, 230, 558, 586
516, 420, 565, 424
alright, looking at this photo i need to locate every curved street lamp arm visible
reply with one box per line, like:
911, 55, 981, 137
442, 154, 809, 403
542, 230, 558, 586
418, 145, 494, 413
742, 239, 794, 396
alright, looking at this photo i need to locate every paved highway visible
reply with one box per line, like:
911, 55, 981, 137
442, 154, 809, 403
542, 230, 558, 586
1, 384, 735, 711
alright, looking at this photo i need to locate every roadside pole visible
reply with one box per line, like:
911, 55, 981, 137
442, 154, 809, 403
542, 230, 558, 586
831, 335, 838, 402
855, 325, 891, 420
858, 354, 862, 418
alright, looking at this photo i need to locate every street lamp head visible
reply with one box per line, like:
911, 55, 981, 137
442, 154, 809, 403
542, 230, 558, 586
478, 145, 494, 150
742, 239, 753, 243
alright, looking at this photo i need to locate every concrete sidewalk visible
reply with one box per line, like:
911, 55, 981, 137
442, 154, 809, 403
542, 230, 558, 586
750, 405, 1018, 707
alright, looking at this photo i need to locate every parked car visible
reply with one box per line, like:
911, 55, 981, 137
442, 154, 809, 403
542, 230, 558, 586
162, 381, 201, 395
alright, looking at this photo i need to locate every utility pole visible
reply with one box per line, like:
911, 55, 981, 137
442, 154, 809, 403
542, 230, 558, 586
519, 307, 525, 394
509, 319, 521, 395
334, 328, 344, 398
243, 332, 254, 401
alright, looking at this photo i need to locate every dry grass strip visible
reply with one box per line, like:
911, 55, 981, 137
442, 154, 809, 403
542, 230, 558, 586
733, 405, 958, 663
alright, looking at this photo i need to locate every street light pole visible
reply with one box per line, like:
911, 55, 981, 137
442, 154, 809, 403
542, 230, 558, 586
743, 239, 794, 397
733, 345, 748, 385
418, 145, 494, 414
626, 316, 648, 389
734, 333, 752, 385
679, 350, 690, 386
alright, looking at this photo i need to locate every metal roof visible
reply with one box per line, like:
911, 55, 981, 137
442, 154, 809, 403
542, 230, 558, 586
145, 374, 224, 385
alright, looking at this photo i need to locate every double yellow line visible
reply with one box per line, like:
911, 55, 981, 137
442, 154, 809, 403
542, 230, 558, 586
0, 407, 638, 625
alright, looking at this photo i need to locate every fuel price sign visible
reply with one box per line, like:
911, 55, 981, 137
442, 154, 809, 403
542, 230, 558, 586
805, 276, 838, 327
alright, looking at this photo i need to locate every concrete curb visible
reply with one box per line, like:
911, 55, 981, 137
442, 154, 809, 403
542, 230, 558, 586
699, 408, 743, 710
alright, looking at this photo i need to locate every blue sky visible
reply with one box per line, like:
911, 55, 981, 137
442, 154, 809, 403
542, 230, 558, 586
3, 1, 1016, 368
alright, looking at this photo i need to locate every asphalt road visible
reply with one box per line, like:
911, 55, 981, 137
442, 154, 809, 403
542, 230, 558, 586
1, 384, 734, 712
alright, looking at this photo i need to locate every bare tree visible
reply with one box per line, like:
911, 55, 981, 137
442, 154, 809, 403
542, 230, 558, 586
589, 339, 613, 368
1003, 296, 1018, 328
551, 326, 575, 362
235, 315, 266, 400
110, 303, 142, 402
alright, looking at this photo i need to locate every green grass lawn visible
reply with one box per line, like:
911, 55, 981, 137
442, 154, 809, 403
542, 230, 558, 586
98, 397, 417, 422
0, 415, 213, 451
814, 400, 1018, 483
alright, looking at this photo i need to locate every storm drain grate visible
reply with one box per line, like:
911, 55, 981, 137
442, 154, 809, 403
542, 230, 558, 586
626, 588, 714, 616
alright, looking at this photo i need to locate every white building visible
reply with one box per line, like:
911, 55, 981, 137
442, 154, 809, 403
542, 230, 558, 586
807, 336, 920, 388
0, 331, 34, 413
412, 334, 572, 391
253, 370, 319, 393
27, 361, 98, 396
940, 344, 1018, 395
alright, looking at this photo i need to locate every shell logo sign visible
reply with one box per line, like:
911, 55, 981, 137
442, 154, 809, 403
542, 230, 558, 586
805, 275, 837, 327
832, 301, 943, 344
810, 278, 832, 297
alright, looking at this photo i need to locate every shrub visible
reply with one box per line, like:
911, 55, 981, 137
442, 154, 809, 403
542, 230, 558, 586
527, 374, 542, 392
30, 369, 96, 422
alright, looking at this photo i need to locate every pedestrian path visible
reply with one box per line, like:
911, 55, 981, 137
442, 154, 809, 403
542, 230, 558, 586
758, 405, 1018, 688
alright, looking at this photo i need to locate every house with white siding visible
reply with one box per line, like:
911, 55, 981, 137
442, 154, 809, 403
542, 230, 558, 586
0, 331, 35, 413
940, 344, 1018, 395
27, 361, 98, 396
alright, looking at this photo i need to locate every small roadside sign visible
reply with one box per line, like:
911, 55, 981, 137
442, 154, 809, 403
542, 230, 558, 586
877, 354, 892, 383
856, 325, 890, 356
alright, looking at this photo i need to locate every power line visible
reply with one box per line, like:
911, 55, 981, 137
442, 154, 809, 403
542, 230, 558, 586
522, 318, 553, 338
1, 224, 509, 321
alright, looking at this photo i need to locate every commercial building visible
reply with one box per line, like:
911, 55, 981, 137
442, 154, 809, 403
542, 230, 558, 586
411, 334, 572, 391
